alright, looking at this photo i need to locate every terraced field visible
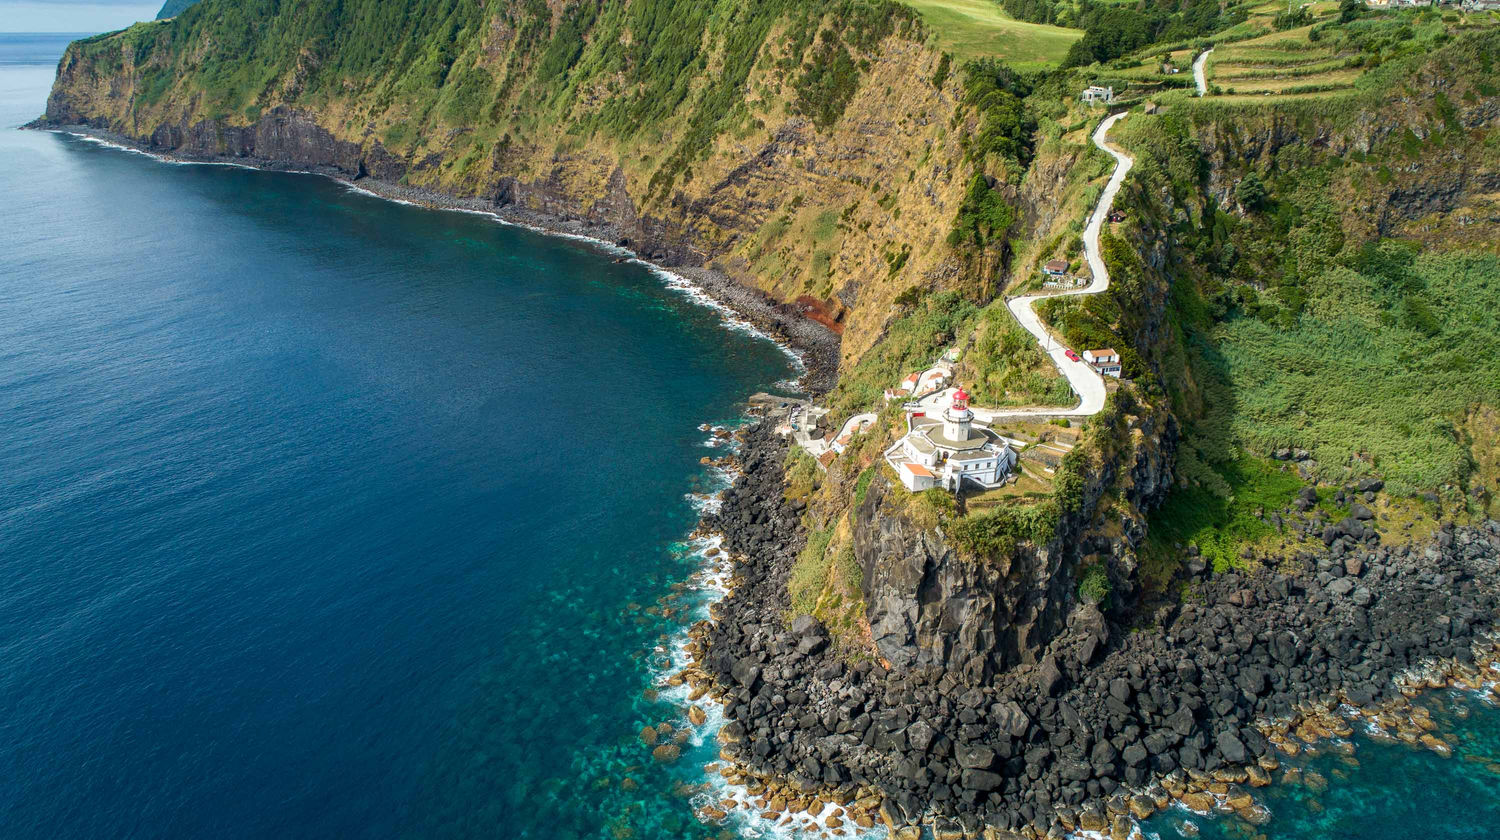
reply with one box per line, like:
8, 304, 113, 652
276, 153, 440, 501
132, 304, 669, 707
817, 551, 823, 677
1198, 4, 1500, 98
903, 0, 1082, 68
1206, 24, 1362, 95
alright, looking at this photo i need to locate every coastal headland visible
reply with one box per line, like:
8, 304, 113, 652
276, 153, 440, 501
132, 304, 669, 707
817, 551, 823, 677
688, 422, 1498, 838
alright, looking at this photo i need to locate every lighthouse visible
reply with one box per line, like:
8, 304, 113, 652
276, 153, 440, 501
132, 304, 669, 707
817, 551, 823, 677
942, 386, 974, 442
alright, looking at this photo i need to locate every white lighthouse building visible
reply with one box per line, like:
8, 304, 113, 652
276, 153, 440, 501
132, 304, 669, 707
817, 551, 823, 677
885, 387, 1016, 492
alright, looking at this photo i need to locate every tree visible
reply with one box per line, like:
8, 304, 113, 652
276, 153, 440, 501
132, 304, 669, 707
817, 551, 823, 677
1237, 172, 1269, 211
1340, 0, 1364, 23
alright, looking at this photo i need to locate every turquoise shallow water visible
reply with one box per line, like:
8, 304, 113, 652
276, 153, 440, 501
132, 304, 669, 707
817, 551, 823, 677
1139, 686, 1500, 840
0, 33, 795, 840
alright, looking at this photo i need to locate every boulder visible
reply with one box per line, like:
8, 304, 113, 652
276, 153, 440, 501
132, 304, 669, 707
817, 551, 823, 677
957, 744, 999, 770
1217, 732, 1248, 764
961, 768, 1004, 791
652, 743, 681, 763
1038, 658, 1065, 697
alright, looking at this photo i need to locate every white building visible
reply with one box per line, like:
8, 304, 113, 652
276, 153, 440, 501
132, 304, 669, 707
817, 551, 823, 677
1081, 85, 1114, 105
1083, 348, 1122, 378
885, 388, 1017, 492
916, 367, 951, 394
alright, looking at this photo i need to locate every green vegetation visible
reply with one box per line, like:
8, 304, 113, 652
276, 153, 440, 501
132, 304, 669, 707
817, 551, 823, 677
826, 291, 977, 417
1116, 29, 1500, 568
785, 445, 823, 502
1212, 249, 1500, 494
949, 172, 1018, 247
1141, 457, 1304, 582
1201, 7, 1498, 98
962, 304, 1074, 407
946, 61, 1035, 277
75, 0, 922, 204
949, 499, 1059, 560
1034, 230, 1153, 383
787, 520, 866, 650
789, 526, 835, 617
154, 0, 197, 20
1000, 0, 1241, 67
903, 0, 1082, 68
852, 466, 877, 508
1076, 562, 1111, 605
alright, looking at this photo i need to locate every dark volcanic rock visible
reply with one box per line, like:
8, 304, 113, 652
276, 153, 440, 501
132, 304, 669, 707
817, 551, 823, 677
703, 423, 1500, 837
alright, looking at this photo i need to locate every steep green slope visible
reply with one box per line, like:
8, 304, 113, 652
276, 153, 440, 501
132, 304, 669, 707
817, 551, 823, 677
46, 0, 1107, 377
1106, 31, 1500, 580
155, 0, 200, 19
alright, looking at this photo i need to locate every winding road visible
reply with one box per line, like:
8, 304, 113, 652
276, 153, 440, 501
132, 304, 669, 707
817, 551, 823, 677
1194, 48, 1214, 97
916, 111, 1134, 422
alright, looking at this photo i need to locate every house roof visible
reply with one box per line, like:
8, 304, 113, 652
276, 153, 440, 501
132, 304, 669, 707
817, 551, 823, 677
949, 447, 1000, 463
1044, 259, 1068, 271
902, 462, 934, 478
1087, 348, 1117, 357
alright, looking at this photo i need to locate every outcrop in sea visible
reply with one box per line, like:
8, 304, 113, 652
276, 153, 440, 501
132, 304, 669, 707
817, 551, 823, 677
696, 421, 1500, 839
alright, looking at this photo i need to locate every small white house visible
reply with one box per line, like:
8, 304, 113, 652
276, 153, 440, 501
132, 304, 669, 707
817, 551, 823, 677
899, 372, 921, 394
917, 367, 951, 394
1081, 85, 1114, 104
1084, 348, 1122, 378
898, 461, 937, 491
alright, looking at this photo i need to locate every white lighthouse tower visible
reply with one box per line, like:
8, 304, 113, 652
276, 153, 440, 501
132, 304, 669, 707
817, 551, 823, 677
942, 386, 974, 442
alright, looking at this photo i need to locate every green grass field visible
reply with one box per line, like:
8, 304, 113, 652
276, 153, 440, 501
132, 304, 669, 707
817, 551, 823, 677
903, 0, 1082, 68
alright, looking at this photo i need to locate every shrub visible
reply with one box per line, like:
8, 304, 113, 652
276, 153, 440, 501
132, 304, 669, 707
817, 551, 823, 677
853, 466, 877, 508
1077, 563, 1111, 605
949, 501, 1060, 560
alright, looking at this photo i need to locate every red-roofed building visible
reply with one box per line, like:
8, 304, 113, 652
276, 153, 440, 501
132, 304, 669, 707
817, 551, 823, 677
1083, 348, 1121, 378
898, 462, 936, 491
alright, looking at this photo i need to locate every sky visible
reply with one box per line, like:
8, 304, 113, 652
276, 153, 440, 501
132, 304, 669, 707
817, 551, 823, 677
1, 0, 160, 33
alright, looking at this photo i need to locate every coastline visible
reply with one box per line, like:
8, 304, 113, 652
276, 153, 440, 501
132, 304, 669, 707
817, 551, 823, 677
686, 420, 1500, 840
30, 123, 841, 395
30, 121, 1500, 840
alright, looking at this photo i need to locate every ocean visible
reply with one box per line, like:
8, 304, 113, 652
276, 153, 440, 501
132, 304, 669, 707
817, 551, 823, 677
0, 32, 795, 840
2, 30, 1498, 840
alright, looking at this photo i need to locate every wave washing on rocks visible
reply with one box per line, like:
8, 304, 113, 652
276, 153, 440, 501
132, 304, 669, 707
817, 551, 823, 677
650, 422, 885, 839
681, 420, 1500, 840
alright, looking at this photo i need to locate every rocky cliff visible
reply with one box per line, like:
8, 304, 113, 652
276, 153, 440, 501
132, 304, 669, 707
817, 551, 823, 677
36, 0, 1040, 369
853, 397, 1176, 682
701, 422, 1500, 839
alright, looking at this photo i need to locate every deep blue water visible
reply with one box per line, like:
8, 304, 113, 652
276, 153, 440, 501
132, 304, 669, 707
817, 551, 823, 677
4, 31, 1500, 840
0, 33, 795, 840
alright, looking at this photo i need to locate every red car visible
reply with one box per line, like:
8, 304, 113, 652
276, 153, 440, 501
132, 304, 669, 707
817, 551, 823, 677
1064, 349, 1081, 362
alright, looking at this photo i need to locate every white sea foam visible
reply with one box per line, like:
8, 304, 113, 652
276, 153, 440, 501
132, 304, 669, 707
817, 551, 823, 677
641, 262, 808, 373
647, 431, 880, 840
57, 129, 807, 386
341, 181, 418, 206
62, 132, 263, 170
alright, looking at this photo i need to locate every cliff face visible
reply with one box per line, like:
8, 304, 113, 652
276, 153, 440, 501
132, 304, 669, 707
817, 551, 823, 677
38, 0, 1013, 367
1184, 56, 1500, 252
853, 402, 1177, 682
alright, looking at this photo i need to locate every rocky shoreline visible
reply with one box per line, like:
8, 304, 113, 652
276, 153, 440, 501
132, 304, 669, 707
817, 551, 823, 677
684, 421, 1500, 839
26, 122, 841, 394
